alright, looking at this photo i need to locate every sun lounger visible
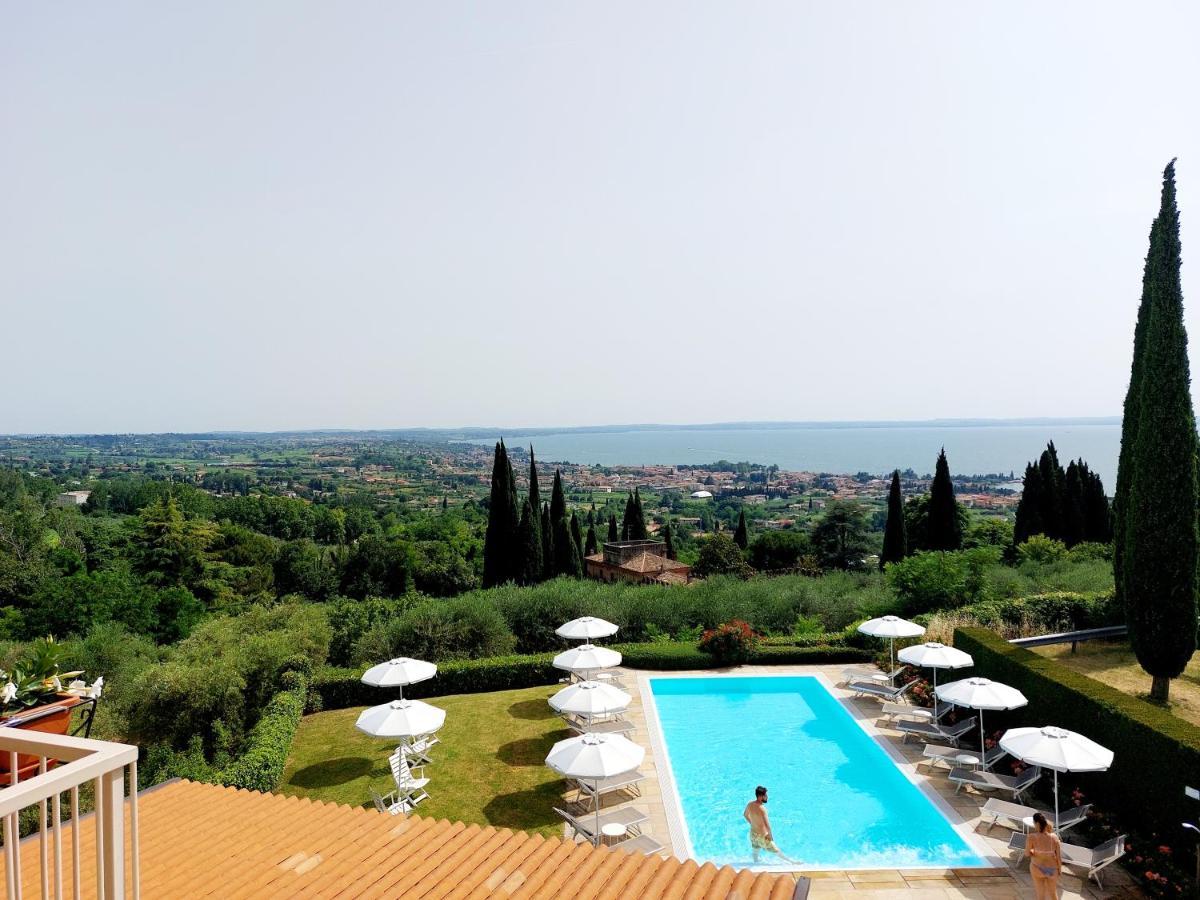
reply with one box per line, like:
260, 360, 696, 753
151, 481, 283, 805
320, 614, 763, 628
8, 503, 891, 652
842, 665, 906, 687
949, 764, 1040, 801
922, 743, 1006, 771
1007, 832, 1127, 887
554, 806, 648, 845
982, 798, 1092, 834
567, 718, 636, 737
881, 700, 953, 723
896, 715, 976, 745
610, 833, 666, 855
388, 749, 431, 808
570, 770, 646, 808
848, 678, 916, 702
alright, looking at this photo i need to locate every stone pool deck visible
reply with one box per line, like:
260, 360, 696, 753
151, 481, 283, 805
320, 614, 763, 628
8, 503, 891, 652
561, 663, 1142, 899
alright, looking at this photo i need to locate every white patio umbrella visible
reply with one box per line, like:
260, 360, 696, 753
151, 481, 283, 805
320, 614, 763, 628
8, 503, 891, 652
857, 616, 926, 681
936, 677, 1028, 759
553, 644, 622, 678
355, 698, 446, 739
897, 642, 973, 692
361, 657, 437, 701
545, 732, 645, 843
549, 680, 631, 719
1000, 726, 1114, 824
556, 616, 619, 643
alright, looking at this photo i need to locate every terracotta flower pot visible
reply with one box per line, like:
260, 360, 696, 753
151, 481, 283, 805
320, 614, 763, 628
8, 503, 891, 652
0, 694, 83, 782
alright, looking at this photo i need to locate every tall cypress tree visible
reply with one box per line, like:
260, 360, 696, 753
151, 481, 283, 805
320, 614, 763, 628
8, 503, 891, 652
1125, 159, 1197, 703
585, 522, 598, 557
1062, 460, 1086, 548
926, 448, 962, 551
879, 470, 907, 569
1013, 461, 1045, 547
540, 502, 554, 580
620, 495, 632, 541
1037, 442, 1066, 542
527, 446, 543, 562
628, 488, 648, 540
1115, 198, 1162, 611
505, 456, 520, 582
482, 441, 515, 587
516, 499, 541, 585
550, 471, 575, 576
1083, 466, 1112, 543
607, 514, 618, 544
663, 520, 676, 559
733, 509, 749, 549
569, 512, 585, 575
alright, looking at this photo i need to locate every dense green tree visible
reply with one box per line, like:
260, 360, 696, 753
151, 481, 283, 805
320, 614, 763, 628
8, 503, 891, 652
482, 441, 516, 587
1062, 460, 1086, 548
569, 512, 584, 569
552, 511, 581, 577
628, 489, 648, 540
692, 533, 752, 578
584, 522, 598, 557
620, 494, 632, 541
663, 520, 676, 560
747, 531, 809, 570
337, 535, 406, 599
925, 449, 963, 551
276, 539, 339, 599
1037, 442, 1066, 541
527, 446, 543, 556
515, 500, 541, 585
879, 470, 907, 569
1012, 462, 1045, 548
607, 514, 618, 544
1082, 465, 1112, 544
1124, 160, 1197, 703
733, 509, 749, 550
811, 500, 872, 570
132, 496, 216, 588
539, 503, 554, 580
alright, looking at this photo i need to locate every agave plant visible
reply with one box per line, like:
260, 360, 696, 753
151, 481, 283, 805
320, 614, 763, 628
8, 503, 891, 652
0, 637, 84, 716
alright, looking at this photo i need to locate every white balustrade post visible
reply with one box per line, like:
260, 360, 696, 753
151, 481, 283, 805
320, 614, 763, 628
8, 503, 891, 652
97, 769, 124, 899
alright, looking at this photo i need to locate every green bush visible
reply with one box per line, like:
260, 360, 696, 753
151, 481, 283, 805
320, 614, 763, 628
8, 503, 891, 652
921, 591, 1117, 642
1015, 534, 1068, 565
698, 620, 759, 664
351, 595, 515, 665
212, 672, 308, 793
954, 627, 1200, 838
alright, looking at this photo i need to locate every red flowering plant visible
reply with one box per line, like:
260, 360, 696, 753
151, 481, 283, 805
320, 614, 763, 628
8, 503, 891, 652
698, 620, 760, 665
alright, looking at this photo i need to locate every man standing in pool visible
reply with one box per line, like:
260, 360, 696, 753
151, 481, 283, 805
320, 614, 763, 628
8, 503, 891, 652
743, 786, 782, 863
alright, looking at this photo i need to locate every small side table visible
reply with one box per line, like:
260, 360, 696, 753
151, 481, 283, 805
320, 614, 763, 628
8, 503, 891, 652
955, 753, 981, 770
600, 822, 627, 846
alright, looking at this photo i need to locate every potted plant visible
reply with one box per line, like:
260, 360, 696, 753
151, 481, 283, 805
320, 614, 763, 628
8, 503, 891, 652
0, 637, 95, 782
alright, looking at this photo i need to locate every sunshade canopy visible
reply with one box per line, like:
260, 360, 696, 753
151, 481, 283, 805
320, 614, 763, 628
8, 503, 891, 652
935, 677, 1028, 711
355, 699, 446, 739
1000, 726, 1114, 773
857, 615, 925, 639
553, 644, 622, 673
898, 642, 973, 670
545, 732, 644, 779
361, 657, 437, 688
555, 616, 620, 641
549, 680, 631, 717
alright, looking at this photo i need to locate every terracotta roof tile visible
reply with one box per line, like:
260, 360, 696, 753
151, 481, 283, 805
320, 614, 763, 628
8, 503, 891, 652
1, 780, 795, 898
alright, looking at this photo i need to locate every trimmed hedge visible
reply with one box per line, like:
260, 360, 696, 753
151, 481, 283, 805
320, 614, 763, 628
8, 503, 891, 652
212, 669, 308, 793
955, 626, 1200, 837
311, 641, 872, 709
922, 591, 1117, 636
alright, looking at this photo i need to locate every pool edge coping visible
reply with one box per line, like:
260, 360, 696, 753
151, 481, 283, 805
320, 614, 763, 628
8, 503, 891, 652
635, 669, 1008, 873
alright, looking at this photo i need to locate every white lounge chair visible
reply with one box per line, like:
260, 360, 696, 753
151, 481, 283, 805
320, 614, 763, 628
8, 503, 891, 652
981, 798, 1091, 834
610, 833, 666, 855
849, 679, 916, 702
842, 665, 906, 686
369, 786, 410, 817
922, 743, 1007, 771
949, 764, 1040, 801
881, 700, 954, 723
570, 770, 646, 809
897, 716, 977, 745
388, 749, 431, 808
565, 717, 636, 737
554, 806, 648, 846
399, 733, 440, 765
1008, 832, 1127, 888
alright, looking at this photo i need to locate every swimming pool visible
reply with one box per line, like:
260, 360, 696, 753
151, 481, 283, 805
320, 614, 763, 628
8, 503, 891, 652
644, 674, 990, 870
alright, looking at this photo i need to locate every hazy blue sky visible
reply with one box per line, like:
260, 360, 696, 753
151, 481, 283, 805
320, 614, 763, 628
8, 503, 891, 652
4, 3, 1199, 433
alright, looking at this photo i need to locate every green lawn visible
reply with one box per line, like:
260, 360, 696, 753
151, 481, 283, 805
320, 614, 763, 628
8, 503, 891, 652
279, 684, 569, 837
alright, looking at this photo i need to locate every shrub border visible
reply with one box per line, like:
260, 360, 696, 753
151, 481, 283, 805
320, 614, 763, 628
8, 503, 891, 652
211, 670, 309, 793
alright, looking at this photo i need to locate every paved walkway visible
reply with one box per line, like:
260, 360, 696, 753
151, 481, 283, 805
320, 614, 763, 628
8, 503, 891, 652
561, 662, 1142, 899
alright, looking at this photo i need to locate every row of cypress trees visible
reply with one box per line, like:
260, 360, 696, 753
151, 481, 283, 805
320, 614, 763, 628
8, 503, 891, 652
1012, 443, 1110, 547
879, 448, 963, 568
1115, 160, 1197, 704
483, 443, 590, 587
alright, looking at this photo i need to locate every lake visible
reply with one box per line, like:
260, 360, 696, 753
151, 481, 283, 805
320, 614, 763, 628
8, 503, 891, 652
467, 421, 1121, 485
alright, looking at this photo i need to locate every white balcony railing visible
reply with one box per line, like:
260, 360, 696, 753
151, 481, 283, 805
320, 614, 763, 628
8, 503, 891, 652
0, 728, 139, 900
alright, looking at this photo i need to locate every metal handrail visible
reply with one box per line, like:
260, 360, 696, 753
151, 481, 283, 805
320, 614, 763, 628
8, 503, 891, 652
1009, 625, 1127, 651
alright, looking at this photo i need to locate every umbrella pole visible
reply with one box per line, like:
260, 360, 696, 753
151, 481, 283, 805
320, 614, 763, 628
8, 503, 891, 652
1053, 770, 1059, 826
979, 712, 985, 759
890, 639, 896, 684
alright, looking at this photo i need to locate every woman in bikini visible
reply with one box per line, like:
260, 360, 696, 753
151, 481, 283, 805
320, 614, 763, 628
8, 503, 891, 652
1025, 811, 1062, 899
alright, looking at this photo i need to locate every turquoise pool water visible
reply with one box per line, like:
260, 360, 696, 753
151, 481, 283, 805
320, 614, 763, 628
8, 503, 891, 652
647, 675, 987, 869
